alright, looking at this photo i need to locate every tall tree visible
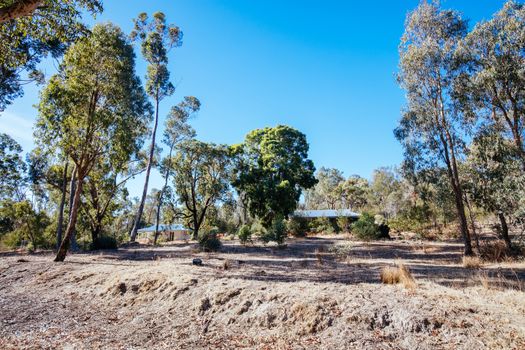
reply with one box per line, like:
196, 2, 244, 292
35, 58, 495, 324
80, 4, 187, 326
153, 96, 199, 244
465, 127, 523, 250
129, 12, 183, 242
173, 140, 231, 240
0, 133, 26, 201
455, 1, 525, 170
36, 23, 150, 261
395, 2, 473, 255
232, 125, 317, 227
304, 167, 344, 210
0, 0, 102, 111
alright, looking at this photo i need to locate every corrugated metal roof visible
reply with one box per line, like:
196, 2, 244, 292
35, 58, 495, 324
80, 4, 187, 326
137, 224, 191, 232
292, 209, 360, 218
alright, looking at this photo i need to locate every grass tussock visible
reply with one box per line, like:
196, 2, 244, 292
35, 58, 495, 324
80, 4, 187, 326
380, 263, 416, 290
463, 256, 483, 269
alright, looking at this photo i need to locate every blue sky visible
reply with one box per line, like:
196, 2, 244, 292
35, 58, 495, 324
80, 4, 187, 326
0, 0, 508, 198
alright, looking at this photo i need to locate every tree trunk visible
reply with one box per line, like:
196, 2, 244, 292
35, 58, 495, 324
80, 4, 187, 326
91, 223, 101, 247
0, 0, 42, 23
154, 145, 174, 245
464, 193, 480, 253
56, 162, 68, 250
130, 96, 160, 242
437, 107, 473, 256
497, 212, 512, 251
55, 171, 84, 262
68, 165, 79, 251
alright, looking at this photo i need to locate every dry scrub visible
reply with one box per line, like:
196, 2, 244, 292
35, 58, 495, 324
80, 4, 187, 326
1, 238, 524, 349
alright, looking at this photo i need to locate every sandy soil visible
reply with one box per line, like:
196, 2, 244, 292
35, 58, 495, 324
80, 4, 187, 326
0, 237, 524, 349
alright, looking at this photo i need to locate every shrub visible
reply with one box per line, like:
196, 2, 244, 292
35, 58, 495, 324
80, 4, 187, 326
349, 213, 390, 240
380, 264, 416, 290
199, 230, 222, 252
463, 255, 482, 269
261, 216, 287, 246
286, 217, 308, 237
351, 213, 382, 240
251, 221, 267, 237
90, 235, 118, 250
238, 225, 252, 245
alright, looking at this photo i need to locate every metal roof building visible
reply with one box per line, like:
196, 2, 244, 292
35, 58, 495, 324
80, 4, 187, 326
137, 224, 191, 233
292, 209, 360, 219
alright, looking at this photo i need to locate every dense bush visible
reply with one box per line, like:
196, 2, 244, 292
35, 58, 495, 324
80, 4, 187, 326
261, 217, 287, 246
351, 213, 389, 241
238, 225, 252, 244
286, 217, 308, 237
199, 229, 222, 251
90, 235, 118, 250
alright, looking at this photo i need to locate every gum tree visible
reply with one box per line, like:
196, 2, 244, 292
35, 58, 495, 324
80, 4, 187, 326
395, 2, 473, 255
172, 140, 231, 240
0, 0, 102, 111
36, 23, 150, 261
129, 12, 183, 242
232, 125, 317, 228
153, 96, 199, 244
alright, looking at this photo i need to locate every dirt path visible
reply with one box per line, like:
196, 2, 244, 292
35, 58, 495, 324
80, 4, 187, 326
0, 237, 524, 349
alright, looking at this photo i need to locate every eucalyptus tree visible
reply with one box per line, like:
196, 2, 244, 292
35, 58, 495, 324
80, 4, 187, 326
83, 154, 146, 245
465, 127, 523, 250
36, 23, 151, 261
340, 175, 369, 212
395, 2, 473, 255
129, 12, 183, 242
0, 133, 26, 201
232, 125, 317, 228
173, 140, 231, 240
455, 1, 525, 170
304, 167, 344, 210
153, 96, 199, 244
0, 0, 102, 111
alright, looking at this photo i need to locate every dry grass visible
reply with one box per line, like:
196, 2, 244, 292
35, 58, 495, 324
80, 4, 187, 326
315, 248, 324, 265
480, 241, 510, 262
380, 263, 416, 290
222, 259, 232, 270
463, 255, 483, 269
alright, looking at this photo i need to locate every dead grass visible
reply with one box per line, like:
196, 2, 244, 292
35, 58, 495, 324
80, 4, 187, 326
463, 256, 483, 269
480, 241, 511, 262
380, 263, 416, 290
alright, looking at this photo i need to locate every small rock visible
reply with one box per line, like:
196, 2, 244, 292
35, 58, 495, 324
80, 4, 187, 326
193, 258, 203, 266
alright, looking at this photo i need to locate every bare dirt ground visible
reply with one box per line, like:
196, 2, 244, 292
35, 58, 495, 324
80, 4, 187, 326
0, 236, 524, 349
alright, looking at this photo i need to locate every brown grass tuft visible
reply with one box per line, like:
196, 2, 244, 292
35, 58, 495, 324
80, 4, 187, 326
463, 256, 482, 269
380, 263, 416, 290
222, 259, 232, 270
480, 241, 510, 262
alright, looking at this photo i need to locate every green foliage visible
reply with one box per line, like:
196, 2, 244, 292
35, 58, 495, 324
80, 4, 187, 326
173, 140, 231, 238
130, 11, 182, 100
0, 0, 103, 111
286, 217, 308, 237
0, 133, 26, 200
198, 229, 222, 252
261, 216, 287, 246
232, 125, 317, 227
237, 225, 252, 245
90, 235, 118, 250
351, 213, 382, 241
0, 199, 51, 249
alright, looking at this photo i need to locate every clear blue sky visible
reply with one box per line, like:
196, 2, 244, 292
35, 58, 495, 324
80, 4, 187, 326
0, 0, 508, 198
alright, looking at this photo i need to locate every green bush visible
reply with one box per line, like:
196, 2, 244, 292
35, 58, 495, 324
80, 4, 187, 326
199, 230, 222, 252
287, 217, 308, 237
351, 213, 388, 241
261, 217, 287, 246
238, 225, 252, 245
90, 235, 118, 250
